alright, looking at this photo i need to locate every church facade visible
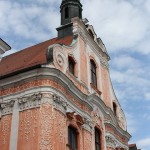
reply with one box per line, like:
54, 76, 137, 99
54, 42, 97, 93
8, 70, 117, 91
0, 0, 131, 150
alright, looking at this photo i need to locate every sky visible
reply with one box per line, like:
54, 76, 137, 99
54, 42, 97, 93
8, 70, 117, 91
0, 0, 150, 149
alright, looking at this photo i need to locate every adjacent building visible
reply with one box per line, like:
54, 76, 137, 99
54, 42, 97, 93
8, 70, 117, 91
129, 144, 141, 150
0, 0, 131, 149
0, 38, 11, 61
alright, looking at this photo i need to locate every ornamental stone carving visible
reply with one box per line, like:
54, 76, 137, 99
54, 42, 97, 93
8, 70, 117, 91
18, 93, 42, 111
82, 117, 93, 132
100, 59, 109, 69
92, 108, 103, 127
42, 93, 53, 104
53, 95, 68, 114
53, 46, 67, 72
106, 136, 116, 149
0, 100, 15, 115
42, 93, 68, 114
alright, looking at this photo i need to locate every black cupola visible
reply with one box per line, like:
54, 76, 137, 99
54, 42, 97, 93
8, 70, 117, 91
60, 0, 82, 25
57, 0, 83, 38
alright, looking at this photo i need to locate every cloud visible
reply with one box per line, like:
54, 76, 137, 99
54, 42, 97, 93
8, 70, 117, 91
112, 54, 142, 70
0, 0, 59, 43
137, 137, 150, 150
143, 113, 150, 120
144, 93, 150, 101
109, 53, 150, 104
125, 112, 137, 135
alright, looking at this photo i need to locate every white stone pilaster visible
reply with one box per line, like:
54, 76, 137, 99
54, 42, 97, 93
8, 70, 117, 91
9, 100, 19, 150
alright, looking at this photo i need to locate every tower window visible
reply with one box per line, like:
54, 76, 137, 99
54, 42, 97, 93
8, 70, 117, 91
90, 60, 97, 87
68, 126, 78, 150
95, 128, 101, 150
65, 7, 69, 19
113, 102, 117, 116
68, 57, 75, 75
79, 9, 82, 18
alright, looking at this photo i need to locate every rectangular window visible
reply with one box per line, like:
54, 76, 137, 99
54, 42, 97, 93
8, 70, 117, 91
91, 60, 97, 87
68, 126, 78, 150
95, 128, 101, 150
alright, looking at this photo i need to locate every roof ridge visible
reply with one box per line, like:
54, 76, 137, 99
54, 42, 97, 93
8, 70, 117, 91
3, 37, 57, 59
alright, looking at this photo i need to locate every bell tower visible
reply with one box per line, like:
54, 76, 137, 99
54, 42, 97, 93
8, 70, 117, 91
57, 0, 83, 38
60, 0, 82, 25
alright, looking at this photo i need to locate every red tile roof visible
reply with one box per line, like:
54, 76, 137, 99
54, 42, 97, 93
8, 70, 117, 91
129, 144, 136, 148
0, 36, 73, 78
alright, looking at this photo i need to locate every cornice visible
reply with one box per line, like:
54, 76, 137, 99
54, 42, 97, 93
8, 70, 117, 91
0, 68, 93, 112
105, 134, 129, 150
88, 94, 131, 140
105, 122, 131, 141
88, 94, 116, 124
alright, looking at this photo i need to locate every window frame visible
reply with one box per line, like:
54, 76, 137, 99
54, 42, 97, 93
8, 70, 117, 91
113, 102, 117, 116
95, 128, 101, 150
68, 126, 78, 150
90, 59, 97, 88
68, 56, 75, 75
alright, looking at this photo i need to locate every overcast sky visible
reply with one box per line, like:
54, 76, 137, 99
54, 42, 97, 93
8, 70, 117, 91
0, 0, 150, 149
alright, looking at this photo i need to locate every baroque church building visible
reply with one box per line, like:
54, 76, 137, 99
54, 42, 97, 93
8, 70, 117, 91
0, 0, 131, 150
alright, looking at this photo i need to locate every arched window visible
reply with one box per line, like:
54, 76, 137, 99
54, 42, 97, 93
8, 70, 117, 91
95, 128, 101, 150
68, 56, 75, 75
68, 126, 78, 150
113, 102, 117, 116
90, 59, 97, 87
65, 7, 69, 19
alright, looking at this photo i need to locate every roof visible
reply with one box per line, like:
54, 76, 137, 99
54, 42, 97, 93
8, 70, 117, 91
129, 144, 136, 148
0, 36, 73, 79
129, 144, 138, 150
